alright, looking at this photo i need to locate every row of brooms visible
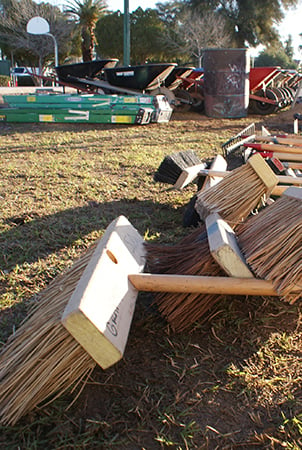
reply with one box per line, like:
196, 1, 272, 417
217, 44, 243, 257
151, 135, 302, 330
0, 129, 301, 426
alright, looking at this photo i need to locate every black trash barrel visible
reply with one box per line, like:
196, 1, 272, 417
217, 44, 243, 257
203, 48, 250, 118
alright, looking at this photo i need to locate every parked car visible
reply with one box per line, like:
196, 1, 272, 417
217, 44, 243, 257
11, 67, 54, 86
11, 67, 39, 86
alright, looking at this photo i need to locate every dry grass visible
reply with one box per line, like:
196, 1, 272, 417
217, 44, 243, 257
0, 111, 301, 449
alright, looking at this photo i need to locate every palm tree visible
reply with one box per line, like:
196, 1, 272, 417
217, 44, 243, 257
65, 0, 107, 61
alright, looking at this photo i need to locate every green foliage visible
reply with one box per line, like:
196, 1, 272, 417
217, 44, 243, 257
64, 0, 107, 61
131, 7, 168, 64
156, 0, 185, 24
188, 0, 299, 47
159, 7, 232, 67
155, 1, 235, 65
284, 35, 294, 60
0, 74, 9, 85
156, 1, 193, 63
95, 11, 123, 60
96, 7, 170, 64
254, 44, 298, 69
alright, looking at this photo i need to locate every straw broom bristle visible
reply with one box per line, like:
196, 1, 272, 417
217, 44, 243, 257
145, 226, 226, 332
237, 195, 302, 303
195, 163, 270, 228
146, 158, 278, 330
0, 244, 98, 426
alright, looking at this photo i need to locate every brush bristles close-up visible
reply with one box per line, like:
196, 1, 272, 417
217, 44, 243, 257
153, 150, 201, 184
237, 192, 302, 303
195, 162, 270, 228
0, 245, 97, 426
145, 226, 226, 332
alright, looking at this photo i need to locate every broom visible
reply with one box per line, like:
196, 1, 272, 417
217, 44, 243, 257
0, 244, 97, 426
145, 154, 279, 331
237, 186, 302, 304
153, 150, 204, 184
194, 153, 279, 228
145, 225, 226, 332
0, 215, 145, 426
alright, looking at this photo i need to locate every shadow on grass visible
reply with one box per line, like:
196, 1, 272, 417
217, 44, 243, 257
74, 294, 301, 449
1, 293, 300, 449
1, 197, 301, 449
0, 197, 184, 339
0, 121, 156, 137
0, 197, 184, 272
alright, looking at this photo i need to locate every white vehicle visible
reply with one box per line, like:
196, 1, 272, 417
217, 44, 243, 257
11, 67, 53, 86
11, 67, 40, 77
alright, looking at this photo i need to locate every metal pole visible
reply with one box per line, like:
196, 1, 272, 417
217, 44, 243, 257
46, 32, 59, 67
123, 0, 130, 66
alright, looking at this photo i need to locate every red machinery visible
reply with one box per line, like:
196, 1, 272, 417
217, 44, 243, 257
249, 66, 298, 114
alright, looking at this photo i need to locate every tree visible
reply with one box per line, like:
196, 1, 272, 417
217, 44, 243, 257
187, 0, 299, 48
156, 1, 184, 26
162, 9, 231, 67
95, 7, 169, 64
95, 11, 123, 60
284, 34, 294, 60
64, 0, 107, 62
0, 0, 78, 71
255, 42, 298, 69
130, 7, 167, 64
156, 0, 193, 63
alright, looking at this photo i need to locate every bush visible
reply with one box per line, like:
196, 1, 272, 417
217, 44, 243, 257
254, 49, 298, 70
0, 75, 10, 86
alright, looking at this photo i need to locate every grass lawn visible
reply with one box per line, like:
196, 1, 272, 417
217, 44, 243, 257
0, 111, 301, 449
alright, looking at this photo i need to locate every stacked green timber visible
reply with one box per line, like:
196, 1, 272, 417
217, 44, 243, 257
1, 93, 173, 124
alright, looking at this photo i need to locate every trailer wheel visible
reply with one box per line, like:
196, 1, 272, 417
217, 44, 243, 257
149, 87, 176, 107
249, 89, 279, 115
189, 92, 205, 112
249, 99, 277, 115
175, 89, 193, 112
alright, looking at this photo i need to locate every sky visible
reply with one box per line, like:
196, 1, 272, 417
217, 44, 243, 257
278, 3, 302, 59
106, 0, 155, 12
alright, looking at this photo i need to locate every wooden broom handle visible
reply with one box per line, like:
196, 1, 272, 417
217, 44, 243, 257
244, 142, 302, 154
266, 152, 302, 162
254, 136, 302, 146
128, 273, 300, 296
272, 185, 291, 196
198, 169, 302, 187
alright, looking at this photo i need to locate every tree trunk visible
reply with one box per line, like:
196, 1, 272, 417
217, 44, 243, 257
81, 27, 94, 62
